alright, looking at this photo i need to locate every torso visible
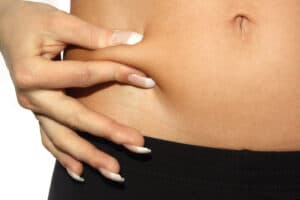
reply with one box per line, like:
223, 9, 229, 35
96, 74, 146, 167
65, 0, 300, 151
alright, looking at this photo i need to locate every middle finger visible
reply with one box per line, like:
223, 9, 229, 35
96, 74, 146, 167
28, 89, 148, 151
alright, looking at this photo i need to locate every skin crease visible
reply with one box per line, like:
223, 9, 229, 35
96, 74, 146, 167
65, 0, 300, 151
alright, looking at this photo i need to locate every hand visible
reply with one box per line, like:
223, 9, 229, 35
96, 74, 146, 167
0, 1, 155, 183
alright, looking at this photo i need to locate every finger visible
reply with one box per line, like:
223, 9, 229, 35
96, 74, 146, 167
37, 114, 125, 182
30, 90, 146, 150
50, 10, 143, 49
18, 57, 155, 89
39, 125, 85, 182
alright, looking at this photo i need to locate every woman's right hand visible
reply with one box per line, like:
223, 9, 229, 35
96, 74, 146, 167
0, 1, 155, 183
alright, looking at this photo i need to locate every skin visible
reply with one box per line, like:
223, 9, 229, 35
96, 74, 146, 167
0, 0, 155, 182
67, 0, 300, 152
2, 0, 300, 183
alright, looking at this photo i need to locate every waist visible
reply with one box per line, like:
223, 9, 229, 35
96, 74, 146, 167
64, 0, 300, 151
64, 53, 300, 151
76, 130, 300, 193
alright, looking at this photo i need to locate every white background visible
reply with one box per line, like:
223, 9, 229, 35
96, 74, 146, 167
0, 1, 70, 199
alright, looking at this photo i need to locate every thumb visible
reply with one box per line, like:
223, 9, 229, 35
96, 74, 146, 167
51, 10, 143, 49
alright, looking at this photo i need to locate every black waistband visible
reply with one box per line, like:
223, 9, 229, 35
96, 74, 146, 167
76, 131, 300, 192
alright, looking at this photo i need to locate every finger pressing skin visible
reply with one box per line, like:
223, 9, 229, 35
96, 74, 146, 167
49, 10, 143, 49
16, 57, 155, 89
37, 114, 122, 174
29, 89, 146, 148
39, 124, 85, 182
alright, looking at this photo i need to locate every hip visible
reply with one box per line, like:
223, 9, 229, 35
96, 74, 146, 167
48, 130, 300, 200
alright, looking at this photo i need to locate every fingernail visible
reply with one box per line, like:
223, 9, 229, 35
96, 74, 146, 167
128, 74, 156, 88
123, 144, 152, 154
111, 30, 143, 46
66, 168, 85, 182
98, 167, 125, 182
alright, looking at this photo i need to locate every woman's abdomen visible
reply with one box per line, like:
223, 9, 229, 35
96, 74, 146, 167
65, 0, 300, 151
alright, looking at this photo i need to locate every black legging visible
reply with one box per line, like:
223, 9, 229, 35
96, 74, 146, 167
48, 130, 300, 200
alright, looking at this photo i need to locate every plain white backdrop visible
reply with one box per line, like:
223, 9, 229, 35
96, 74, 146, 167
0, 1, 70, 199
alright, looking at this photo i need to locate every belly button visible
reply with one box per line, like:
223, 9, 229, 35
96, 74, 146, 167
233, 14, 250, 40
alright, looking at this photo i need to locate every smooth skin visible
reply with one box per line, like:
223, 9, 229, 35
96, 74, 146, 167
0, 0, 155, 182
67, 0, 300, 152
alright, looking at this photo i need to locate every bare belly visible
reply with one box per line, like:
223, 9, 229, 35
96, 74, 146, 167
65, 0, 300, 151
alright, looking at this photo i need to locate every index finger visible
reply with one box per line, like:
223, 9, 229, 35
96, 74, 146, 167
50, 10, 143, 49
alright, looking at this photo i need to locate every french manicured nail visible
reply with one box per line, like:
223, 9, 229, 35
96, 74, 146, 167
128, 74, 156, 88
66, 168, 85, 182
98, 167, 125, 182
123, 144, 152, 154
110, 30, 143, 46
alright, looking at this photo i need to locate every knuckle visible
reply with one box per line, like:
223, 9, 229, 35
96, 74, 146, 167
49, 132, 68, 148
69, 109, 85, 128
105, 118, 119, 131
16, 93, 34, 110
87, 28, 97, 48
76, 64, 93, 87
112, 63, 122, 81
45, 10, 67, 31
51, 135, 66, 149
104, 120, 123, 142
57, 98, 83, 128
108, 131, 123, 144
13, 67, 35, 89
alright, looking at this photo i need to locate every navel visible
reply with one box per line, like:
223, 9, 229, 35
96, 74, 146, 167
232, 14, 252, 40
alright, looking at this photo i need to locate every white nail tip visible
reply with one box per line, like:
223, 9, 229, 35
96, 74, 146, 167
128, 74, 156, 88
144, 78, 156, 88
123, 144, 152, 154
98, 168, 125, 182
66, 168, 85, 182
126, 32, 143, 45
